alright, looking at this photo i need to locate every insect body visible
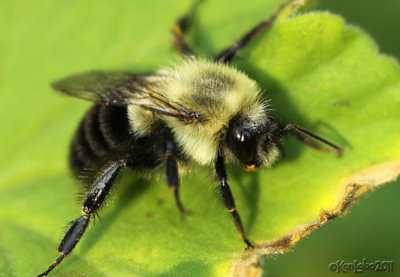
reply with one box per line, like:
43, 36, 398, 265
38, 0, 343, 276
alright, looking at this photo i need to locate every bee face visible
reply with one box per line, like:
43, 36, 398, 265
226, 117, 278, 168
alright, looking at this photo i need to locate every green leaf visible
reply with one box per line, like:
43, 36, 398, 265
0, 1, 399, 277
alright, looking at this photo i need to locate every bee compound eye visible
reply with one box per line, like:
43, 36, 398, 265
236, 130, 256, 164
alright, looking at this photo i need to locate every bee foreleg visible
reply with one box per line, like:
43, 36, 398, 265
166, 140, 188, 217
215, 153, 253, 248
37, 159, 130, 276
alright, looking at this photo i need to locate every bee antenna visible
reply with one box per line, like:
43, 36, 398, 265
282, 124, 344, 155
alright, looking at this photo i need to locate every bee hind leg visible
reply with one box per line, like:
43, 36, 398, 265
171, 0, 204, 57
37, 159, 130, 276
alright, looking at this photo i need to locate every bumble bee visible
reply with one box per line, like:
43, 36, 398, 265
38, 0, 343, 276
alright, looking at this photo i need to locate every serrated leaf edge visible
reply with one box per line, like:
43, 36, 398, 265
227, 160, 400, 277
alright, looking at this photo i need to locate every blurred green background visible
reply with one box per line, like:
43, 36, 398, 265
263, 1, 400, 276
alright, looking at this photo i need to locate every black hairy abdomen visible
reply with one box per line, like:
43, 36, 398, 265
70, 104, 169, 181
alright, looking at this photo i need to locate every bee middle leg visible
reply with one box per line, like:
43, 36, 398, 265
166, 140, 188, 216
215, 153, 253, 248
214, 0, 295, 63
171, 0, 203, 57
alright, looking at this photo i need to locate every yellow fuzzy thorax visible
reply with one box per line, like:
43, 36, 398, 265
128, 59, 267, 165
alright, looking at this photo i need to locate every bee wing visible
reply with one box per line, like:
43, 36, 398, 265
52, 71, 199, 122
52, 71, 157, 104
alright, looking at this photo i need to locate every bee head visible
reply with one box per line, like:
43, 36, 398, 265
226, 117, 279, 169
